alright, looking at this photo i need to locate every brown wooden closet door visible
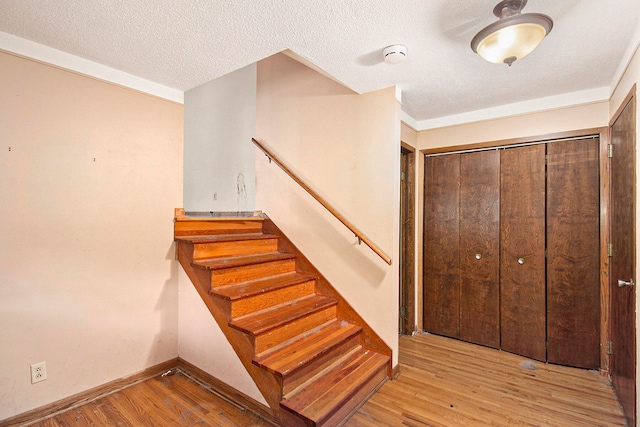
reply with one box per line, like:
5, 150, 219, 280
500, 145, 546, 361
547, 139, 600, 368
423, 154, 460, 338
459, 150, 500, 348
610, 96, 636, 425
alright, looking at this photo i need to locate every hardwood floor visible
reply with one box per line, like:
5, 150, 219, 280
27, 372, 275, 427
25, 333, 626, 427
348, 333, 626, 427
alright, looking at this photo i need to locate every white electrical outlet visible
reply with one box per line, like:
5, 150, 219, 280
30, 362, 47, 384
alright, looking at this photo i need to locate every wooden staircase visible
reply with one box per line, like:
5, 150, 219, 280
174, 210, 392, 427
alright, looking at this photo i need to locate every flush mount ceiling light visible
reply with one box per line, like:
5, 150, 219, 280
383, 45, 408, 64
471, 0, 553, 66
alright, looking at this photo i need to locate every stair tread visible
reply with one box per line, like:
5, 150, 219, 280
175, 232, 277, 243
193, 252, 296, 270
281, 348, 389, 425
230, 295, 338, 335
254, 321, 362, 377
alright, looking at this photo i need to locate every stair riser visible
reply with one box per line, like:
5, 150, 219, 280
228, 281, 316, 318
175, 219, 263, 236
193, 238, 279, 260
253, 306, 338, 354
211, 259, 296, 287
282, 335, 362, 397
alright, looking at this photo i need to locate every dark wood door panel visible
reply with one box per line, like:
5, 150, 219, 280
459, 150, 500, 348
423, 154, 460, 338
500, 145, 547, 361
610, 95, 636, 425
547, 139, 601, 368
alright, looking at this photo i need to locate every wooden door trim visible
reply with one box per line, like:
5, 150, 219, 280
400, 143, 416, 335
610, 84, 637, 127
420, 127, 607, 156
600, 126, 612, 374
420, 126, 610, 372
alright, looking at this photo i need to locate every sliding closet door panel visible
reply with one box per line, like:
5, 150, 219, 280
500, 145, 547, 361
423, 154, 460, 338
459, 150, 500, 348
547, 139, 600, 368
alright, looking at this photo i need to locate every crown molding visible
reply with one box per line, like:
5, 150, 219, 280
0, 31, 184, 104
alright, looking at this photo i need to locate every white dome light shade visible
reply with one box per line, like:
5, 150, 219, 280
471, 0, 553, 66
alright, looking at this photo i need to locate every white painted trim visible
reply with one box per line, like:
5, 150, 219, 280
401, 110, 419, 131
409, 87, 609, 131
395, 86, 403, 103
0, 31, 184, 104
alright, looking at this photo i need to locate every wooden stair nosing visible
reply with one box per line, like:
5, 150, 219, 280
253, 321, 363, 378
175, 232, 278, 244
193, 252, 296, 270
212, 272, 317, 301
174, 218, 264, 237
229, 295, 338, 336
280, 349, 390, 426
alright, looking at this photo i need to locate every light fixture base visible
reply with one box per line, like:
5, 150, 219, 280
493, 0, 527, 18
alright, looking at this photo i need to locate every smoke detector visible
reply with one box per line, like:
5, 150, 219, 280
383, 45, 407, 64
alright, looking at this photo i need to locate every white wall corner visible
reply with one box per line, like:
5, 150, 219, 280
395, 86, 403, 103
0, 31, 184, 104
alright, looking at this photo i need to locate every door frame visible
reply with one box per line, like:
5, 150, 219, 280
420, 126, 611, 372
400, 142, 416, 335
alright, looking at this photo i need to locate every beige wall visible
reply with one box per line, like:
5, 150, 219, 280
255, 53, 401, 366
401, 122, 418, 149
0, 51, 183, 419
609, 40, 640, 421
417, 101, 609, 150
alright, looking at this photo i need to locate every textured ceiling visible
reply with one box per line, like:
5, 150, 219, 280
1, 0, 639, 124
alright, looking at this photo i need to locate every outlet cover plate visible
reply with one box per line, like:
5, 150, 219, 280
31, 362, 47, 384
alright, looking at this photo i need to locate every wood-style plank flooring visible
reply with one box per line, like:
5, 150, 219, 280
348, 333, 626, 427
28, 372, 274, 427
26, 333, 626, 426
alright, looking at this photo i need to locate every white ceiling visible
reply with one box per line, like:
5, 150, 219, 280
1, 0, 639, 128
